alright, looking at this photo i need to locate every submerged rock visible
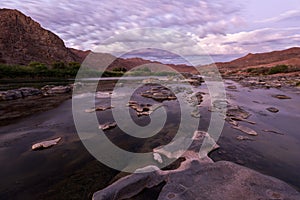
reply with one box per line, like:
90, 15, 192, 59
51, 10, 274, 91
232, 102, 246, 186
266, 107, 279, 113
262, 129, 284, 135
227, 85, 237, 90
236, 135, 254, 141
232, 125, 258, 136
85, 105, 114, 113
32, 137, 61, 150
128, 101, 163, 116
227, 105, 251, 119
272, 94, 291, 99
141, 86, 177, 102
99, 122, 117, 131
96, 92, 112, 99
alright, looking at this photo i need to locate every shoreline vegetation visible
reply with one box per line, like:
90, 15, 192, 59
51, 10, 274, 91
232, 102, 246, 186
0, 62, 177, 80
1, 61, 300, 80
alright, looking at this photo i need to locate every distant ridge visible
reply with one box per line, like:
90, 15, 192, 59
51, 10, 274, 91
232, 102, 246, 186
215, 47, 300, 69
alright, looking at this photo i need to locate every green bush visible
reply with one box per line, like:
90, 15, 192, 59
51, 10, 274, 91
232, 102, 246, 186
112, 67, 127, 72
133, 67, 151, 72
246, 67, 269, 75
268, 65, 289, 74
68, 62, 81, 70
52, 61, 66, 69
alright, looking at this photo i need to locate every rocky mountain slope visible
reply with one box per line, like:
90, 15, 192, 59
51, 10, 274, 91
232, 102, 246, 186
0, 8, 193, 73
0, 9, 82, 65
215, 47, 300, 72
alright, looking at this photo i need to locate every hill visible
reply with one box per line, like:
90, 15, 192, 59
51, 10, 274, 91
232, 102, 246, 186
0, 8, 82, 65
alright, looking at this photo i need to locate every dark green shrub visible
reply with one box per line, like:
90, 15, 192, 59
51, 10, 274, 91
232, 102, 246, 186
52, 61, 66, 69
112, 67, 127, 72
268, 65, 288, 74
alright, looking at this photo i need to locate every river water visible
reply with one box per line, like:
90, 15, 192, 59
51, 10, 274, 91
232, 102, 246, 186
0, 78, 299, 199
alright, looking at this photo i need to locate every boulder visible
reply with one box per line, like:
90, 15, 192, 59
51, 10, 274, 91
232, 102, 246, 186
0, 90, 22, 100
19, 87, 42, 97
0, 87, 42, 100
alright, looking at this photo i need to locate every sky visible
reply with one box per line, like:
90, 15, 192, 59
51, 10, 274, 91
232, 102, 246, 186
1, 0, 300, 64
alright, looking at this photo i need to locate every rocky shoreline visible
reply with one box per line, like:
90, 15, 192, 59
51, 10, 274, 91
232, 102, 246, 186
225, 73, 300, 89
0, 84, 73, 126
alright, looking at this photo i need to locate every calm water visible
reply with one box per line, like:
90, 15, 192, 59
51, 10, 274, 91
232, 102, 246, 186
0, 78, 299, 199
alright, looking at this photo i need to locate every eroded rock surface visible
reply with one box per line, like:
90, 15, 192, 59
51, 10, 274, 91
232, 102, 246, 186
93, 158, 300, 200
141, 86, 177, 102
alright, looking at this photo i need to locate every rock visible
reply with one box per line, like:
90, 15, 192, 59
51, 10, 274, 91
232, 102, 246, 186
187, 92, 204, 106
96, 92, 111, 99
0, 90, 22, 100
266, 107, 279, 113
142, 78, 160, 84
47, 86, 72, 94
93, 166, 166, 200
92, 160, 300, 200
232, 125, 258, 136
191, 108, 201, 118
236, 135, 254, 141
272, 94, 291, 99
99, 122, 117, 131
85, 105, 114, 113
153, 153, 163, 164
227, 105, 251, 119
153, 130, 219, 162
227, 85, 237, 90
229, 116, 256, 124
141, 86, 177, 102
128, 101, 163, 116
0, 87, 42, 100
262, 129, 284, 135
32, 137, 61, 150
226, 117, 239, 126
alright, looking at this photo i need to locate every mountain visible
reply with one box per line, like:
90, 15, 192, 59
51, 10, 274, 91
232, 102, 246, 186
215, 47, 300, 69
0, 8, 83, 65
0, 8, 193, 73
108, 57, 196, 73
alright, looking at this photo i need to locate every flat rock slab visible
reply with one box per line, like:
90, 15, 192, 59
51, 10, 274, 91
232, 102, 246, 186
158, 161, 300, 200
93, 160, 300, 200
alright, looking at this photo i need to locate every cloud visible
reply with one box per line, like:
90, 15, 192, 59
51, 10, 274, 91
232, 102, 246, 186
255, 9, 300, 23
1, 0, 243, 51
1, 0, 299, 63
197, 27, 300, 55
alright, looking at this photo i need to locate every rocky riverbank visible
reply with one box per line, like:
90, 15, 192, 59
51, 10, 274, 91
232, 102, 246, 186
0, 85, 73, 126
225, 73, 300, 89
